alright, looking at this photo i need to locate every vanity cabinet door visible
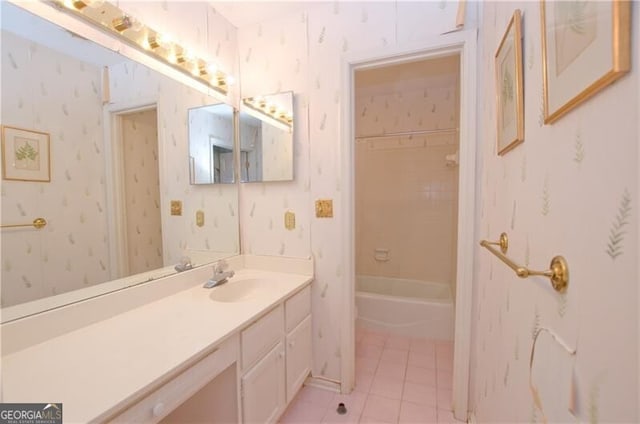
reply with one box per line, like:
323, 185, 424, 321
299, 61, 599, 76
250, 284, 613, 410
241, 341, 286, 424
285, 315, 312, 404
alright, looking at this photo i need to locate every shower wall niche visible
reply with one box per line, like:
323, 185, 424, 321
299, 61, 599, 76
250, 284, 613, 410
355, 55, 460, 295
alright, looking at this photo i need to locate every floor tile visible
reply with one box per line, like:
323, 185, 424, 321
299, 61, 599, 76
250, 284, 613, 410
410, 339, 436, 355
370, 374, 404, 400
375, 360, 407, 380
408, 351, 436, 370
381, 348, 409, 365
354, 371, 375, 393
356, 357, 380, 374
362, 333, 387, 347
298, 386, 337, 408
437, 408, 463, 423
402, 382, 437, 407
280, 399, 328, 423
361, 394, 401, 423
436, 354, 454, 372
405, 366, 437, 387
322, 392, 367, 423
398, 401, 438, 423
385, 335, 411, 350
357, 343, 384, 361
437, 389, 453, 411
437, 369, 453, 390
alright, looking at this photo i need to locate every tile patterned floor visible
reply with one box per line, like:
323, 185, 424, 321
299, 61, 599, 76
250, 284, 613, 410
279, 327, 463, 423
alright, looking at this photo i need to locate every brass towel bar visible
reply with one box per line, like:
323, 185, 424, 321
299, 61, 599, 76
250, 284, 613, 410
480, 232, 569, 293
0, 217, 47, 230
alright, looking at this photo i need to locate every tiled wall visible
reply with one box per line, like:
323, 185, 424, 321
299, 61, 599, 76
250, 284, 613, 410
238, 1, 463, 382
120, 109, 163, 274
470, 2, 639, 422
354, 58, 459, 287
1, 30, 110, 306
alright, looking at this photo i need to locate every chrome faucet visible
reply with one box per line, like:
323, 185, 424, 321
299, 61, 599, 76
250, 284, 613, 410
203, 259, 235, 288
174, 256, 193, 272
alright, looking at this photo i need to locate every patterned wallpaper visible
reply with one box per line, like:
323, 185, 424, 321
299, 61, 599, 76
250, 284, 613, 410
238, 1, 462, 381
1, 30, 111, 307
120, 109, 163, 275
108, 59, 240, 264
470, 2, 638, 422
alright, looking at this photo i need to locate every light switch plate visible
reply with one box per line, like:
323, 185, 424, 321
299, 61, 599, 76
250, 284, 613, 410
196, 210, 205, 227
284, 211, 295, 230
171, 200, 182, 216
315, 199, 333, 218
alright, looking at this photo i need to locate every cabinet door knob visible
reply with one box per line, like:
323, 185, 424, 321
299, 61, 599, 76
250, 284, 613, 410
289, 341, 296, 348
278, 351, 285, 359
152, 402, 165, 417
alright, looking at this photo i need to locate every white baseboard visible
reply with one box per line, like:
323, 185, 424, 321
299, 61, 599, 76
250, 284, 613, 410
467, 411, 477, 424
304, 375, 341, 393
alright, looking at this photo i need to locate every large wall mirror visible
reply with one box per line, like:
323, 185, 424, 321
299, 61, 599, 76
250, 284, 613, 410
188, 104, 236, 185
239, 91, 294, 182
0, 2, 239, 321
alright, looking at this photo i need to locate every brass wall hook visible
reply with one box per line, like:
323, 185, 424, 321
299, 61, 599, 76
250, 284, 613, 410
483, 232, 509, 253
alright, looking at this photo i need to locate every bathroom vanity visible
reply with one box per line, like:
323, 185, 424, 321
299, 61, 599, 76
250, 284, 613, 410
1, 255, 313, 423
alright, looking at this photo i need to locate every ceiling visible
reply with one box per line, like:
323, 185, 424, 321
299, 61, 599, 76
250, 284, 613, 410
211, 1, 326, 28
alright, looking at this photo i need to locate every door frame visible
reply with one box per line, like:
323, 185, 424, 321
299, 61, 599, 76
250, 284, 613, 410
339, 29, 478, 420
103, 99, 159, 279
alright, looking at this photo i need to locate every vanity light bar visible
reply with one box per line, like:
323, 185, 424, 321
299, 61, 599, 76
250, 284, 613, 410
242, 97, 293, 129
49, 0, 232, 95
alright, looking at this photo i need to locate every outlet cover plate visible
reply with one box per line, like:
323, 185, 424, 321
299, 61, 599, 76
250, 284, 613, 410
315, 199, 333, 218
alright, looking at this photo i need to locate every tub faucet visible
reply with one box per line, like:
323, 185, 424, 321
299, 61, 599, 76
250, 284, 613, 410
203, 259, 235, 288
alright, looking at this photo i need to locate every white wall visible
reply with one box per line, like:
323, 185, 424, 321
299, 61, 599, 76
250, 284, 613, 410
1, 30, 110, 306
470, 2, 638, 422
237, 1, 464, 381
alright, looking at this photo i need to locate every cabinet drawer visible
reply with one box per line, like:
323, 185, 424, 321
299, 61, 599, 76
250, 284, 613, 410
110, 334, 239, 424
285, 285, 311, 333
241, 305, 284, 370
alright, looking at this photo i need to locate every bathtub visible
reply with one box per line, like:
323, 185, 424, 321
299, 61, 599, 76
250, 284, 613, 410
355, 275, 454, 340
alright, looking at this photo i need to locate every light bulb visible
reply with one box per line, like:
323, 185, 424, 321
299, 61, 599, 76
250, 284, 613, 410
84, 0, 105, 8
206, 62, 218, 74
157, 33, 174, 49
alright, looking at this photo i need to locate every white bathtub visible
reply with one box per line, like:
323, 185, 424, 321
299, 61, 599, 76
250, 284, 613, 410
356, 275, 454, 340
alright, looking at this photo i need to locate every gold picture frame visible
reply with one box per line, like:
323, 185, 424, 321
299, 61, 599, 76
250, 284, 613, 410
2, 126, 51, 182
541, 0, 631, 124
495, 9, 524, 156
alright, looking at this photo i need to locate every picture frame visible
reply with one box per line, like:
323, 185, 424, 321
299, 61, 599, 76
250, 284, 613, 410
541, 0, 631, 124
495, 9, 524, 156
2, 126, 51, 182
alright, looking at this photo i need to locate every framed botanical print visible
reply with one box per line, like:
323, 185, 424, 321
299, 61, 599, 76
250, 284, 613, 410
2, 126, 51, 182
495, 9, 524, 156
541, 0, 631, 124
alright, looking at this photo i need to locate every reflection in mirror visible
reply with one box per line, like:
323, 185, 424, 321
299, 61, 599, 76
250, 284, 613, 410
239, 91, 294, 182
0, 2, 239, 321
189, 104, 235, 185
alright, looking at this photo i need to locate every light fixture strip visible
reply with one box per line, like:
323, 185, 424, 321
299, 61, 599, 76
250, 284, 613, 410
242, 98, 292, 129
47, 0, 229, 95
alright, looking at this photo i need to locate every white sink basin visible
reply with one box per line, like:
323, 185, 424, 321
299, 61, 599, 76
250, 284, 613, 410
209, 278, 271, 302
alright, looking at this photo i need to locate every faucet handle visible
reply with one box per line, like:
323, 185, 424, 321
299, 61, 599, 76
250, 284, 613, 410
214, 259, 228, 273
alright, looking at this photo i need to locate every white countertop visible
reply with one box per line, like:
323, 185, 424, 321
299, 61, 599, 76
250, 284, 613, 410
1, 265, 313, 423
